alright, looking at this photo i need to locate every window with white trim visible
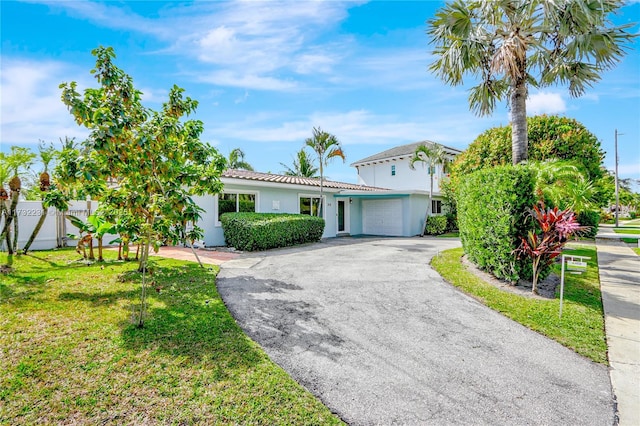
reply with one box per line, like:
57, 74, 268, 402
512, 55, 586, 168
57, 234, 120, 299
432, 200, 442, 214
299, 195, 323, 217
218, 192, 256, 222
391, 165, 396, 176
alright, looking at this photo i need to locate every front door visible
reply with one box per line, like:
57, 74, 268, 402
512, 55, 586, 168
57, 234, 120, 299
337, 200, 349, 234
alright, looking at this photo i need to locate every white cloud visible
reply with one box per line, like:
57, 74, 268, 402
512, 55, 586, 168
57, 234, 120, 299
526, 92, 566, 115
197, 71, 298, 91
234, 90, 249, 104
209, 109, 499, 148
33, 1, 356, 92
0, 58, 89, 145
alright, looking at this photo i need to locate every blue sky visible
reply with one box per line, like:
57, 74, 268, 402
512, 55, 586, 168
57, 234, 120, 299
1, 0, 639, 187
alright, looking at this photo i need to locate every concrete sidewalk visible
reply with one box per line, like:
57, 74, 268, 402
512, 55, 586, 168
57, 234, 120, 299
595, 239, 640, 426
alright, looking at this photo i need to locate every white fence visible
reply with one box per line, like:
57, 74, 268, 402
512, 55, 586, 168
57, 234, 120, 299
1, 200, 117, 251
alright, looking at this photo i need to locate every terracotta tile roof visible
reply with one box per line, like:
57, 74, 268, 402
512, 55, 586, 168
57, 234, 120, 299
222, 169, 384, 191
351, 140, 462, 166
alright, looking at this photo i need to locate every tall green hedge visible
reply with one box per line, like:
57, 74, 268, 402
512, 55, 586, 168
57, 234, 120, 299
220, 212, 325, 251
577, 211, 600, 238
457, 165, 537, 282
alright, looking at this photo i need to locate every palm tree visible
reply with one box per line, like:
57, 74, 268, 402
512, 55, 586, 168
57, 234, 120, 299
0, 147, 35, 255
428, 0, 635, 165
409, 143, 450, 236
227, 148, 254, 171
280, 148, 319, 178
305, 127, 345, 217
23, 142, 60, 254
530, 159, 597, 213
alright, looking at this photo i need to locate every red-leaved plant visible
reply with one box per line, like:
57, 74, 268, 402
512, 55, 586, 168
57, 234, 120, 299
515, 203, 587, 294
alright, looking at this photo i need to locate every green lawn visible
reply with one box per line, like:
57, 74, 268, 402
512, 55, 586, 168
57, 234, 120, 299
436, 231, 460, 238
0, 249, 342, 425
613, 228, 640, 234
431, 245, 607, 364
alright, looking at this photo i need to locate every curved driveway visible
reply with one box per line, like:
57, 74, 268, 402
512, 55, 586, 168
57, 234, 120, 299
217, 237, 613, 425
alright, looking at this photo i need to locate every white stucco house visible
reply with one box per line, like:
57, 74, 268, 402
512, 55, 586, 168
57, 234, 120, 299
6, 141, 461, 251
194, 140, 461, 247
351, 140, 461, 216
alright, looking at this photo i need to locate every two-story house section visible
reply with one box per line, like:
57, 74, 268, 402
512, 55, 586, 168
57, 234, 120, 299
351, 140, 461, 193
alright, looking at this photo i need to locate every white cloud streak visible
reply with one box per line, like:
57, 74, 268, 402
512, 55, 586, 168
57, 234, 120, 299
526, 92, 567, 115
1, 59, 89, 145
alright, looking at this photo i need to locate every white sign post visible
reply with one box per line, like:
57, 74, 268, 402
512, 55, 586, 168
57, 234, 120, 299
559, 254, 590, 319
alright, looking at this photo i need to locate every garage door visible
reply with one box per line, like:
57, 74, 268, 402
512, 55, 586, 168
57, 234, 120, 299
362, 199, 403, 236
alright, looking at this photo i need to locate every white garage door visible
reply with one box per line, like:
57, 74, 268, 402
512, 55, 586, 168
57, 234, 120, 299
363, 199, 403, 236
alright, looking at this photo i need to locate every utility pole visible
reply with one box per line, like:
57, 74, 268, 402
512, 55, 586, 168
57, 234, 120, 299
614, 129, 622, 228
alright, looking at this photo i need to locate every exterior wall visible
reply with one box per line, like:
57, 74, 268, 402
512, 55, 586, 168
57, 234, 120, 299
356, 159, 447, 194
196, 183, 340, 247
1, 200, 113, 251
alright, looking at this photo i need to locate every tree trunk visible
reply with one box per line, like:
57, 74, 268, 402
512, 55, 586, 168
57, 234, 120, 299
97, 236, 103, 261
88, 239, 95, 260
1, 191, 20, 255
510, 80, 528, 165
318, 162, 324, 217
23, 204, 47, 254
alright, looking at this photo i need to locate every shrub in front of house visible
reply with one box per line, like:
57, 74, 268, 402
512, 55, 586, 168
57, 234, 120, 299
457, 165, 537, 282
576, 210, 600, 238
444, 212, 458, 232
220, 212, 325, 251
425, 215, 448, 235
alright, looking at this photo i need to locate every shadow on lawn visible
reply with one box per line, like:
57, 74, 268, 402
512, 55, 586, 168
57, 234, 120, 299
118, 263, 265, 368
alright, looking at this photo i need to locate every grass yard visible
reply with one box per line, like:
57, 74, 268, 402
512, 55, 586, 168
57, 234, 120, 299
436, 231, 460, 238
613, 228, 640, 234
0, 249, 341, 425
431, 245, 607, 364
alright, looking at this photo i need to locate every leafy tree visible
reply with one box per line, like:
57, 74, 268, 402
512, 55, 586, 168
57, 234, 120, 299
428, 0, 635, 164
59, 46, 226, 327
226, 148, 254, 171
304, 127, 345, 217
23, 142, 70, 254
280, 148, 319, 178
452, 116, 605, 180
409, 143, 451, 236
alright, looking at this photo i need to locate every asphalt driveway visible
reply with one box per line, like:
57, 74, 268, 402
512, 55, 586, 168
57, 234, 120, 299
217, 237, 614, 425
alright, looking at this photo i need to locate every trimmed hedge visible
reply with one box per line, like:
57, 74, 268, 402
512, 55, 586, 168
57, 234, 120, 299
425, 215, 448, 235
220, 212, 325, 251
577, 211, 600, 238
457, 165, 537, 282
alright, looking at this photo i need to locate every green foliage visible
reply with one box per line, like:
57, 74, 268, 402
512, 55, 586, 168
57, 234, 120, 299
58, 46, 226, 326
221, 213, 325, 251
452, 116, 604, 181
577, 211, 600, 238
444, 212, 458, 232
226, 148, 254, 171
515, 204, 584, 294
280, 148, 319, 178
0, 250, 342, 424
457, 165, 536, 282
424, 216, 448, 235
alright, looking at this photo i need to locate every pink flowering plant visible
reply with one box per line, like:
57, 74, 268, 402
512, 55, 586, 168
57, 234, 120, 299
515, 203, 587, 294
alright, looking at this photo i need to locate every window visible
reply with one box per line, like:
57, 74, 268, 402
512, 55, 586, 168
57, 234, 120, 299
391, 165, 396, 176
300, 196, 323, 217
218, 192, 256, 221
432, 200, 442, 214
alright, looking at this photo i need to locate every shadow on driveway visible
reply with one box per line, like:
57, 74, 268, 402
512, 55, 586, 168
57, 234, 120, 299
218, 237, 614, 425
